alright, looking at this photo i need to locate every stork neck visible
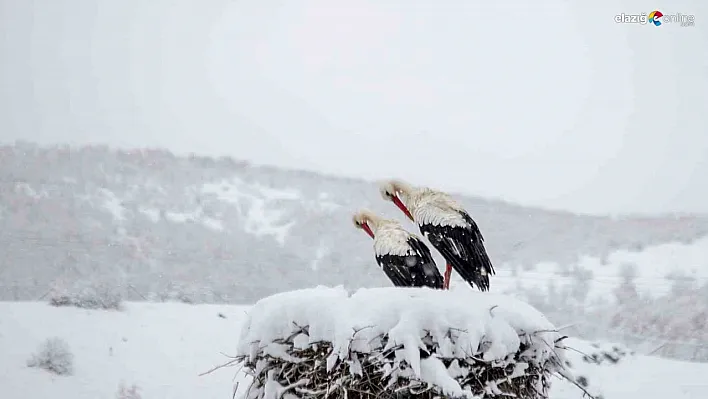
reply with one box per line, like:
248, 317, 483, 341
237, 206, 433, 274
365, 218, 383, 235
371, 219, 399, 235
396, 191, 415, 212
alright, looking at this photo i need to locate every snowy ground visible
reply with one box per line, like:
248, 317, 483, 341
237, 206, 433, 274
1, 301, 707, 399
552, 341, 708, 399
0, 302, 250, 399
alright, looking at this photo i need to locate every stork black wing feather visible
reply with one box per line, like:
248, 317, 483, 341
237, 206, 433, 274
407, 236, 435, 264
419, 211, 495, 291
375, 239, 444, 290
375, 256, 413, 287
406, 237, 445, 289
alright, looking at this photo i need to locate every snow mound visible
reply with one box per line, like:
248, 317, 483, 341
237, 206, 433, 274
235, 286, 573, 399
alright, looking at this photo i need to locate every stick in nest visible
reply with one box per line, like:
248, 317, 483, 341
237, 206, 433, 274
199, 356, 242, 377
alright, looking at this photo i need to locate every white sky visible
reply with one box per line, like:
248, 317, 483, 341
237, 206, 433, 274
1, 0, 707, 215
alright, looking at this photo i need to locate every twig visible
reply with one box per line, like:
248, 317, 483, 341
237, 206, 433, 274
219, 351, 240, 359
554, 336, 569, 344
563, 346, 593, 359
199, 358, 240, 377
555, 322, 578, 331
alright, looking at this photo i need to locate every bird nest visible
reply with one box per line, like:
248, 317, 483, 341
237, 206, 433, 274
235, 324, 561, 399
225, 287, 580, 399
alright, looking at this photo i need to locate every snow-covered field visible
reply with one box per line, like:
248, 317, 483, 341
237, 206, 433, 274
0, 302, 250, 399
1, 300, 707, 399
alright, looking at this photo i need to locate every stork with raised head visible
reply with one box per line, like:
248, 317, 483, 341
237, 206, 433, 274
352, 210, 444, 289
378, 179, 495, 291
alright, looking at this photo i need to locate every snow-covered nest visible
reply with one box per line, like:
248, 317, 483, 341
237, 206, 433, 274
234, 286, 575, 399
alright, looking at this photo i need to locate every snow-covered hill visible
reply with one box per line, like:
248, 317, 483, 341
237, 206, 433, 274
1, 301, 706, 399
485, 235, 708, 322
478, 235, 708, 362
2, 142, 708, 305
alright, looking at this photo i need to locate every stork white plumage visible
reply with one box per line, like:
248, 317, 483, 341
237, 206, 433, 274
378, 179, 495, 291
352, 210, 444, 289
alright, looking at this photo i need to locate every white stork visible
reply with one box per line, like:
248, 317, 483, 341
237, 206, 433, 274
378, 179, 495, 291
352, 210, 444, 289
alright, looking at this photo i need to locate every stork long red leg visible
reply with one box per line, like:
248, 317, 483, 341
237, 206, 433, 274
443, 264, 452, 290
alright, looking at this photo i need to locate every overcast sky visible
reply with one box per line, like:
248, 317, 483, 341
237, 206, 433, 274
1, 0, 706, 215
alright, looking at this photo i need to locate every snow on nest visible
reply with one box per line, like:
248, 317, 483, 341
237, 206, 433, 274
236, 286, 569, 397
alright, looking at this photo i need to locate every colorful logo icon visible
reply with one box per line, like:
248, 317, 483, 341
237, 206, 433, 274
648, 10, 664, 26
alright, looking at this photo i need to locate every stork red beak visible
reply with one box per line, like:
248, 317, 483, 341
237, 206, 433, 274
392, 195, 414, 222
361, 223, 375, 239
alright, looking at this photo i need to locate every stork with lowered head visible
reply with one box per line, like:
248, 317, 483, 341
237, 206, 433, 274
352, 209, 444, 290
378, 179, 495, 291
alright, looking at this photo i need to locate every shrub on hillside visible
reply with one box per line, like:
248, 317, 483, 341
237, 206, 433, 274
149, 282, 222, 304
600, 283, 708, 362
512, 261, 708, 362
116, 382, 143, 399
27, 337, 74, 376
49, 280, 123, 310
576, 341, 634, 365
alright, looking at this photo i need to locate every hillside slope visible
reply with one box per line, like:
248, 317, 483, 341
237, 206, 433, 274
1, 142, 707, 303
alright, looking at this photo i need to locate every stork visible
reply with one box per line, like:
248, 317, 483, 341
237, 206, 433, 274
352, 210, 444, 289
378, 179, 495, 291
